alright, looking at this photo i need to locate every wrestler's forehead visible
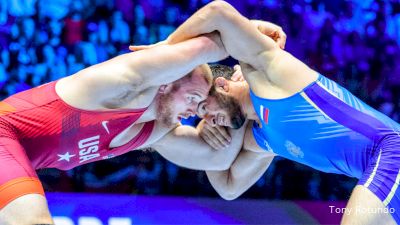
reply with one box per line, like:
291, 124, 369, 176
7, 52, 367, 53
184, 75, 210, 95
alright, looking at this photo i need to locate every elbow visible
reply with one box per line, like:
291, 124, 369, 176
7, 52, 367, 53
207, 1, 232, 12
206, 1, 237, 21
220, 192, 240, 201
218, 188, 241, 201
215, 174, 242, 200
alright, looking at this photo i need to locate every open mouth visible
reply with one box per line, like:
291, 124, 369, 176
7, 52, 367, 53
217, 116, 223, 126
211, 118, 217, 126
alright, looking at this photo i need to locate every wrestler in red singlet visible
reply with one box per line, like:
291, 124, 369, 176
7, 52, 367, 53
0, 81, 154, 208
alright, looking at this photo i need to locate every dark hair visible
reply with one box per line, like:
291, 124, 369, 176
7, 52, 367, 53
209, 64, 246, 129
209, 64, 234, 81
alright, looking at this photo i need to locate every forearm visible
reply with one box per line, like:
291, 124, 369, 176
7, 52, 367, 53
206, 151, 274, 200
153, 125, 245, 171
168, 1, 278, 67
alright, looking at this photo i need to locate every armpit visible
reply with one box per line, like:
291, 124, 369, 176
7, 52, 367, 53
101, 90, 139, 109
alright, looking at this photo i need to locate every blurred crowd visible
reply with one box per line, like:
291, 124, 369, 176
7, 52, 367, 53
1, 0, 400, 201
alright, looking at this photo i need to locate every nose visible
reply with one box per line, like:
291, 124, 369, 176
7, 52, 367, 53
186, 109, 195, 118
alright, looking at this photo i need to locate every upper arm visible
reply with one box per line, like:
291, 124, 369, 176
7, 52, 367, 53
151, 125, 241, 171
206, 146, 274, 200
90, 36, 211, 88
74, 35, 217, 94
59, 35, 220, 109
125, 38, 210, 88
206, 122, 275, 200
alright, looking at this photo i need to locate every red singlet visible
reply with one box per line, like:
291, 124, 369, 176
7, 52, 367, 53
0, 81, 154, 208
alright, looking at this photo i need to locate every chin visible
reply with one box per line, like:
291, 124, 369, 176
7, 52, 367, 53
158, 114, 173, 127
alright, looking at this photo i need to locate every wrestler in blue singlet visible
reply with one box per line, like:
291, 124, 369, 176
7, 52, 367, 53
250, 74, 400, 222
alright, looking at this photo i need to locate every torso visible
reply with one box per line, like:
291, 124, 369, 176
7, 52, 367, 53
242, 121, 274, 155
56, 72, 171, 150
250, 74, 400, 178
0, 76, 172, 170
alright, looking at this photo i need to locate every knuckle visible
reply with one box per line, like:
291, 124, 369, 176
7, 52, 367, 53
208, 1, 230, 11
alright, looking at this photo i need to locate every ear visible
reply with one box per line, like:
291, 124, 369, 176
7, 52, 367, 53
215, 77, 229, 92
158, 84, 173, 94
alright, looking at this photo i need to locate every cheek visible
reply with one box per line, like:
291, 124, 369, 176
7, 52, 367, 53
171, 98, 186, 111
207, 101, 220, 112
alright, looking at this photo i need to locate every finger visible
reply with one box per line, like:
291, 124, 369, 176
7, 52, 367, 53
129, 40, 167, 51
232, 71, 244, 81
205, 125, 230, 147
276, 29, 287, 49
253, 21, 286, 48
201, 124, 223, 146
269, 30, 279, 42
231, 68, 244, 82
202, 125, 228, 149
215, 125, 231, 143
128, 46, 136, 51
129, 45, 150, 51
201, 129, 225, 149
231, 72, 241, 81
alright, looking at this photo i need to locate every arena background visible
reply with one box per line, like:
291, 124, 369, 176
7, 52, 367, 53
1, 0, 399, 224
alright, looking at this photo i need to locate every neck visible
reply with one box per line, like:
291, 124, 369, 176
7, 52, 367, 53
238, 84, 258, 121
135, 97, 158, 123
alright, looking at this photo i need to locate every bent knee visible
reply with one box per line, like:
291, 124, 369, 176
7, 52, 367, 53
0, 194, 53, 225
342, 185, 396, 225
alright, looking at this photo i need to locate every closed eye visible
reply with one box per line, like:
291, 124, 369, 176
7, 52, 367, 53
197, 102, 207, 115
187, 96, 195, 103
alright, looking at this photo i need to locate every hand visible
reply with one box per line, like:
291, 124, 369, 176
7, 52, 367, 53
129, 40, 168, 51
202, 31, 229, 62
231, 64, 245, 81
250, 20, 287, 49
129, 32, 228, 62
197, 120, 231, 150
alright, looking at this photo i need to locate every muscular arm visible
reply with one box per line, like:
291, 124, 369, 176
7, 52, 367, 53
167, 1, 318, 98
119, 34, 225, 88
206, 122, 275, 200
59, 34, 226, 109
151, 123, 246, 171
167, 1, 278, 70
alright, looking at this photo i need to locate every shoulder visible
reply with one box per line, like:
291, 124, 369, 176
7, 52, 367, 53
144, 122, 180, 148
